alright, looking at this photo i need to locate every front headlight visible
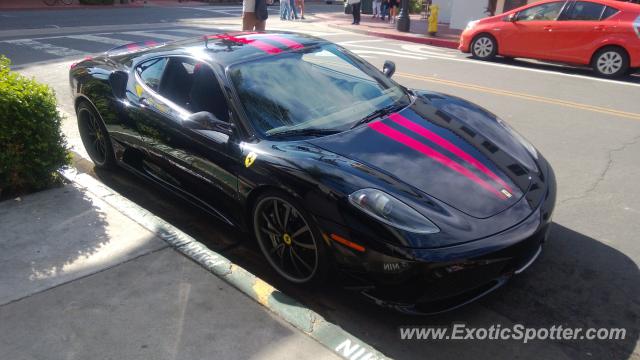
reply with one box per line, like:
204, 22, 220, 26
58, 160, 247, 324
465, 20, 479, 31
496, 118, 538, 159
349, 188, 440, 234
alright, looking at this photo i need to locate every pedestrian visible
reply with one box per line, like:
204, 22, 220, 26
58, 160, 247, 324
297, 0, 305, 20
388, 0, 398, 23
372, 0, 380, 18
380, 0, 389, 21
289, 0, 299, 20
280, 0, 291, 20
348, 0, 361, 25
243, 0, 272, 30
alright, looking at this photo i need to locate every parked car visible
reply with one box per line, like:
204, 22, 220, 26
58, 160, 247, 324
69, 32, 556, 314
459, 0, 640, 77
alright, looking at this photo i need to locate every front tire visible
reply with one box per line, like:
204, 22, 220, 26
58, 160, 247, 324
471, 34, 497, 61
252, 192, 329, 285
592, 47, 629, 78
77, 101, 116, 169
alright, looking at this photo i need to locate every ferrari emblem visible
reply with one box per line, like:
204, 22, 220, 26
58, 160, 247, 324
135, 84, 144, 97
501, 189, 513, 198
245, 152, 257, 168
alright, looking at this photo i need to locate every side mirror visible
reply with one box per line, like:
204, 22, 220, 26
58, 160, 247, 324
382, 60, 396, 78
109, 70, 128, 100
183, 111, 234, 136
505, 13, 517, 22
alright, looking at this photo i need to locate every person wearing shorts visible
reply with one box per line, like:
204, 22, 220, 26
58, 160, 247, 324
388, 0, 398, 23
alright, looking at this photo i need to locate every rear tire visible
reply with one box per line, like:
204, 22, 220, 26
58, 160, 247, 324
471, 34, 497, 61
77, 101, 116, 169
592, 47, 629, 78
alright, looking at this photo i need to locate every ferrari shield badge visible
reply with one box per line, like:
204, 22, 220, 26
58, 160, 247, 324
245, 152, 257, 168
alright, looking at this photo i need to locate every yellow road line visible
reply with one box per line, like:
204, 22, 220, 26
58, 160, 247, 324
397, 72, 640, 121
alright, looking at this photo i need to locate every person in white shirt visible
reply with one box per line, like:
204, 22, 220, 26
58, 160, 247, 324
243, 0, 270, 31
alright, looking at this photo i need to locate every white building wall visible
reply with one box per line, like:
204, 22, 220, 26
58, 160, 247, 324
449, 0, 487, 29
431, 0, 453, 23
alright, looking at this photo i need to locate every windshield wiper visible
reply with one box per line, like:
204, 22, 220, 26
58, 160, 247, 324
350, 103, 405, 129
267, 128, 340, 139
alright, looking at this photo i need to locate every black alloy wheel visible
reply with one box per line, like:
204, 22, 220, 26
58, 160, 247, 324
77, 102, 115, 168
253, 194, 327, 284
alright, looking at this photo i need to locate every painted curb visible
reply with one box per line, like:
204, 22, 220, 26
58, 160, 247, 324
59, 167, 391, 360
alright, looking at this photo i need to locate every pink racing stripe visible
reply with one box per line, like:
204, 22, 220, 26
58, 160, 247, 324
207, 34, 282, 54
261, 34, 304, 50
389, 113, 513, 193
369, 121, 507, 200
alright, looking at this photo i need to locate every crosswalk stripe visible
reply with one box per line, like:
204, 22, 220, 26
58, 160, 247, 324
400, 44, 456, 57
168, 28, 210, 36
350, 49, 426, 60
125, 31, 186, 41
345, 44, 430, 58
67, 34, 130, 46
4, 39, 84, 57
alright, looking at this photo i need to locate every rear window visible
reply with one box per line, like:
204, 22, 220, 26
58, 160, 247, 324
601, 6, 619, 19
564, 1, 605, 21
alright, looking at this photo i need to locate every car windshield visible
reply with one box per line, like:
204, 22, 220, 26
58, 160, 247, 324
228, 44, 411, 138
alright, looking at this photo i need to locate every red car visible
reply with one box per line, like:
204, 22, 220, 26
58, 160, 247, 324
459, 0, 640, 77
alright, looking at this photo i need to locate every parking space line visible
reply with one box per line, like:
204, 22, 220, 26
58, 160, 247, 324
398, 72, 640, 121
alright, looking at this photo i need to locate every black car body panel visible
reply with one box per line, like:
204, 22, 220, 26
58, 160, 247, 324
69, 31, 556, 314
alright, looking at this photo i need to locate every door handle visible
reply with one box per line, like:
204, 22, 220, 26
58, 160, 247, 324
543, 25, 553, 31
593, 25, 605, 31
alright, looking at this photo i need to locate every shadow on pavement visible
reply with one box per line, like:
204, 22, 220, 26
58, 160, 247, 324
0, 185, 111, 304
86, 163, 639, 360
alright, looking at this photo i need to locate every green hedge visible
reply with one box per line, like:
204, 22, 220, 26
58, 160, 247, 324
78, 0, 115, 5
409, 0, 422, 14
0, 56, 69, 198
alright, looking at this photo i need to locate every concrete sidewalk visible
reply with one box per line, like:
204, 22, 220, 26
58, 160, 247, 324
0, 183, 340, 359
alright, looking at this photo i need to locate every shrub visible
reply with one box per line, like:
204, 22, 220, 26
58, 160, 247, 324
0, 56, 69, 198
79, 0, 115, 5
409, 0, 423, 14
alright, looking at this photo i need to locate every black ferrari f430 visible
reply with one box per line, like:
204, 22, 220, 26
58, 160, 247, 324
69, 31, 556, 314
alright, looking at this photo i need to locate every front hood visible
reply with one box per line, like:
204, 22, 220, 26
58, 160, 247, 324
309, 94, 537, 219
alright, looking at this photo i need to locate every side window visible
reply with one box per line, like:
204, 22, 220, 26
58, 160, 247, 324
136, 58, 167, 92
157, 57, 229, 122
563, 1, 605, 21
516, 2, 565, 21
157, 57, 197, 108
601, 6, 619, 20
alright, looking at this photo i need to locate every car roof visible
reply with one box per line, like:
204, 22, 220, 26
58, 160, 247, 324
521, 0, 640, 11
138, 31, 330, 68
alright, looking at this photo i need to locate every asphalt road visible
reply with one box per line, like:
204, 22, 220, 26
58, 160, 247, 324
1, 4, 639, 360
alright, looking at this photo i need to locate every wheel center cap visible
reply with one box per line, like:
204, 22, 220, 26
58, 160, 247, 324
283, 233, 292, 246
